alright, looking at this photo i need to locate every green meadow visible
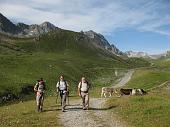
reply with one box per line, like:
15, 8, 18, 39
0, 30, 149, 102
106, 62, 170, 127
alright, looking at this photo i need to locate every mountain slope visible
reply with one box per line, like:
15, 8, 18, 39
0, 13, 123, 56
125, 50, 170, 59
0, 13, 21, 34
0, 13, 150, 104
0, 30, 128, 103
17, 21, 58, 36
84, 30, 123, 55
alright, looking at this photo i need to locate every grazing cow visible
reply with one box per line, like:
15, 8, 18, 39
101, 87, 119, 98
120, 88, 133, 95
132, 88, 147, 95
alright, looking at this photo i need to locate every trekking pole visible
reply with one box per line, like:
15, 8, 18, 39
56, 91, 59, 104
67, 91, 70, 105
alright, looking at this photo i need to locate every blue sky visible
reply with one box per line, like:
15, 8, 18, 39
0, 0, 170, 54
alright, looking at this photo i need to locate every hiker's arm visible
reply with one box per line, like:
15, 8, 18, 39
77, 88, 81, 96
44, 85, 46, 93
66, 81, 69, 92
56, 82, 59, 93
44, 82, 46, 91
77, 83, 81, 96
34, 83, 38, 92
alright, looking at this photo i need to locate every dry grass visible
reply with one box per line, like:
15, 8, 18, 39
0, 97, 62, 127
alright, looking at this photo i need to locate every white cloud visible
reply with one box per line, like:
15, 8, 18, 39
0, 0, 170, 36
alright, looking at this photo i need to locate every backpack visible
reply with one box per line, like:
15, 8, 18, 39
79, 81, 90, 92
35, 81, 45, 92
58, 80, 67, 91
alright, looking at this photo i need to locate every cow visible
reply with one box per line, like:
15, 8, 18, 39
120, 88, 133, 96
101, 87, 120, 98
120, 88, 147, 96
132, 88, 147, 95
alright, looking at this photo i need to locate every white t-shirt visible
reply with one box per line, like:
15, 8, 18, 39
56, 81, 68, 91
78, 82, 89, 92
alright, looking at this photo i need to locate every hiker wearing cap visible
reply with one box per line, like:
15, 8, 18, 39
34, 78, 46, 112
56, 75, 69, 112
78, 77, 90, 110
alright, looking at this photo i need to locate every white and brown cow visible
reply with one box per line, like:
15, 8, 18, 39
131, 88, 147, 95
120, 88, 147, 96
101, 87, 119, 98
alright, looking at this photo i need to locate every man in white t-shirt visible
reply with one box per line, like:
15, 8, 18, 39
56, 75, 69, 112
78, 77, 90, 110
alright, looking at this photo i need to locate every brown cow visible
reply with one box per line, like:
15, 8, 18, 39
101, 87, 119, 98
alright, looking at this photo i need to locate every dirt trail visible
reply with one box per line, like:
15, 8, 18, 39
59, 70, 135, 127
113, 69, 134, 88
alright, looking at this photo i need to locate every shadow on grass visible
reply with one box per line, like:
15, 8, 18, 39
89, 105, 118, 111
50, 104, 61, 108
21, 108, 61, 115
43, 108, 61, 112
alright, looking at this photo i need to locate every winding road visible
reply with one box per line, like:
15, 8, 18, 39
59, 70, 135, 127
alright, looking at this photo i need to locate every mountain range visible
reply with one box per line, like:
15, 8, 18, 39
0, 13, 168, 59
0, 12, 151, 103
125, 51, 170, 59
0, 13, 123, 56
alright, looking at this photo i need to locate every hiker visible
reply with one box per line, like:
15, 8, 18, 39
56, 75, 69, 112
78, 77, 90, 110
34, 78, 46, 112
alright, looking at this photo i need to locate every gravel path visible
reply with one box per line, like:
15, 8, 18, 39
113, 69, 134, 88
59, 98, 125, 127
59, 70, 134, 127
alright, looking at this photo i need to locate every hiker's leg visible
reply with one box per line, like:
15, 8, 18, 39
62, 93, 67, 111
85, 93, 89, 109
60, 92, 63, 106
67, 92, 69, 105
36, 95, 40, 112
40, 95, 44, 112
109, 92, 112, 97
81, 92, 86, 109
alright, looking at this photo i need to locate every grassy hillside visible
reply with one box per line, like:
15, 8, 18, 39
107, 88, 170, 127
0, 31, 123, 102
125, 69, 170, 90
106, 64, 170, 127
0, 30, 150, 104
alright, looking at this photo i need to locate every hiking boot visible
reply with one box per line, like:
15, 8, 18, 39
40, 107, 43, 112
83, 107, 86, 110
62, 109, 66, 112
37, 105, 40, 112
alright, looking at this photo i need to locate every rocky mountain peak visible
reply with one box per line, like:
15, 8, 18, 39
0, 13, 58, 36
83, 30, 96, 38
0, 13, 21, 34
125, 51, 149, 58
83, 30, 123, 55
40, 21, 56, 28
0, 13, 124, 56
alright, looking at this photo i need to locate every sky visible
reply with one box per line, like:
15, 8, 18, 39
0, 0, 170, 54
